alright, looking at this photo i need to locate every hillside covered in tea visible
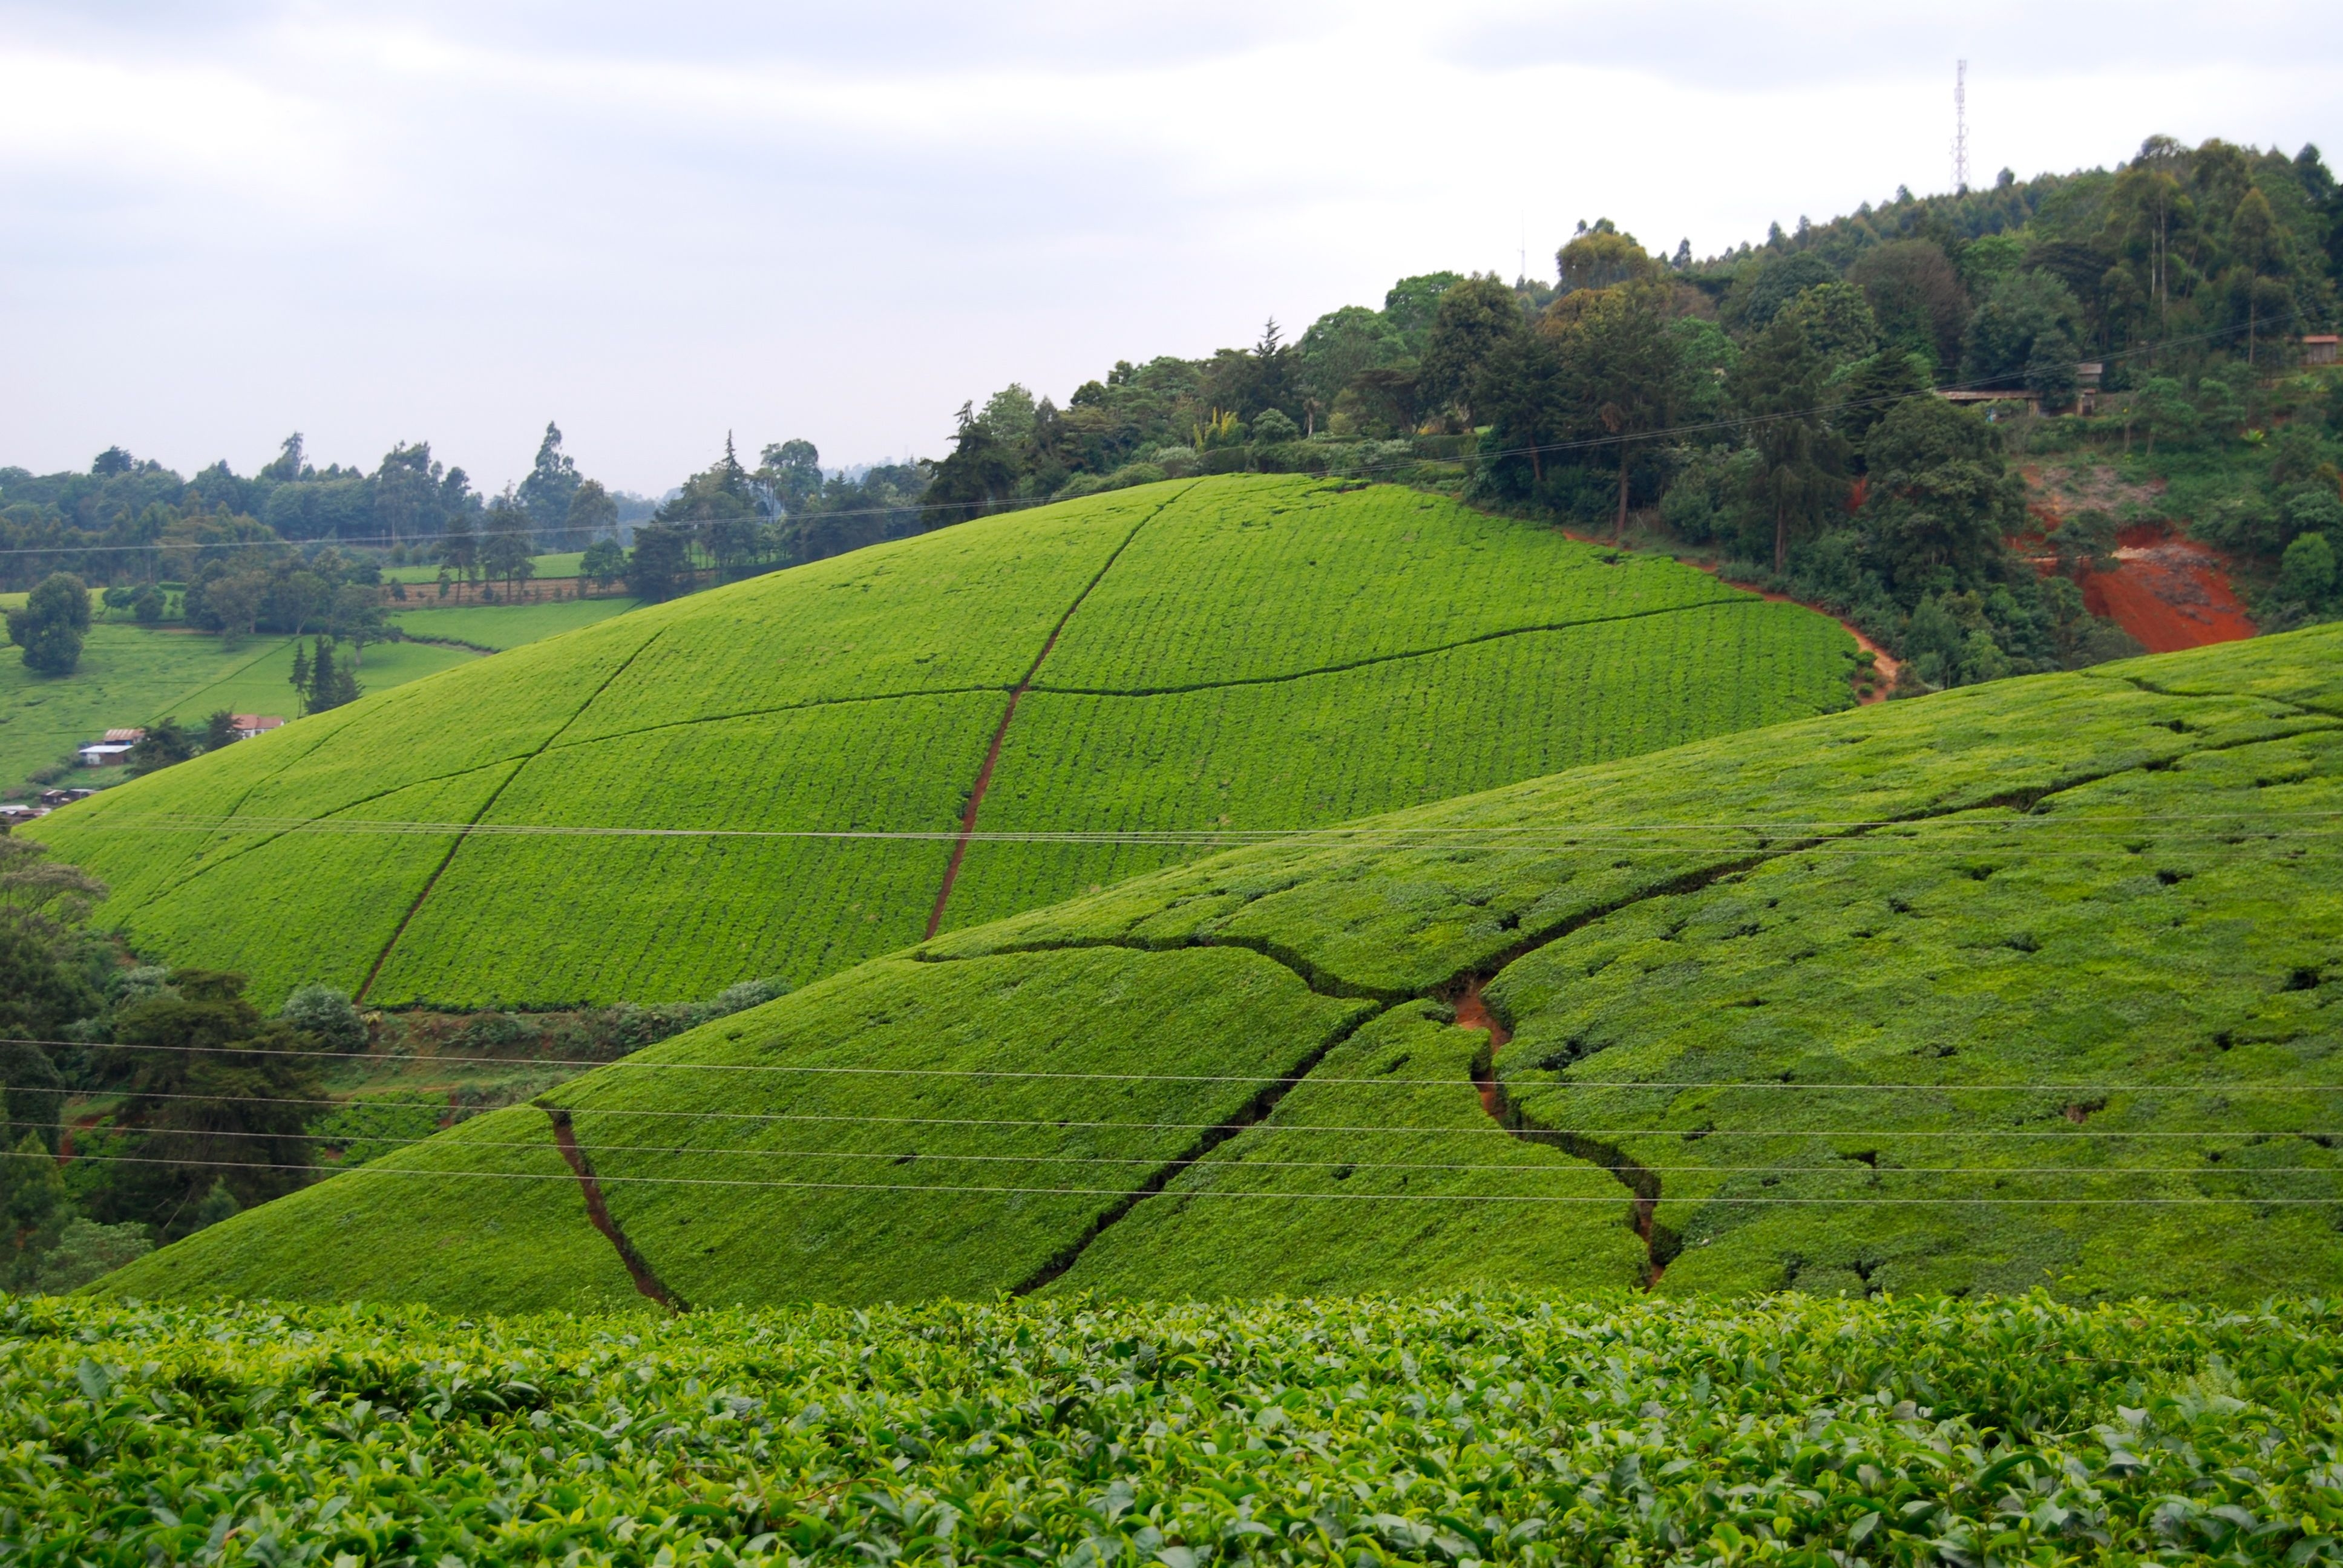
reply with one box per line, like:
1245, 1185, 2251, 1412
103, 625, 2343, 1312
33, 475, 1858, 1008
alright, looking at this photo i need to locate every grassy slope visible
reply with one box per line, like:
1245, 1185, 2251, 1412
390, 597, 638, 649
101, 625, 2343, 1310
0, 627, 475, 795
38, 476, 1856, 1007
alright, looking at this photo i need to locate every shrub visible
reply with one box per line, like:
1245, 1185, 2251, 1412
1250, 408, 1300, 444
279, 984, 366, 1053
32, 1218, 151, 1293
2279, 532, 2336, 605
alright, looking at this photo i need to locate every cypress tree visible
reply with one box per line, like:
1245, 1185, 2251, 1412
288, 640, 309, 702
306, 639, 337, 714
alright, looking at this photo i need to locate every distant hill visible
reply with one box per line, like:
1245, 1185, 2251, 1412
102, 624, 2343, 1311
34, 475, 1858, 1008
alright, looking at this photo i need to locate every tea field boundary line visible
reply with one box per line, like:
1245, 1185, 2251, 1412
96, 685, 416, 910
534, 682, 1021, 754
925, 479, 1201, 940
354, 624, 673, 1003
1009, 998, 1392, 1293
81, 753, 539, 911
1023, 595, 1799, 700
71, 1086, 2343, 1137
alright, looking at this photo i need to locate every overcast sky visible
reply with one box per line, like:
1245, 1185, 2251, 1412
3, 2, 2335, 494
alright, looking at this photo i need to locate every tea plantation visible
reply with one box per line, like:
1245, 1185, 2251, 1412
100, 625, 2343, 1311
10, 1291, 2341, 1566
28, 476, 1858, 1007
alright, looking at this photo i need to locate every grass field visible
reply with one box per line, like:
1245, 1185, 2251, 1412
0, 628, 476, 799
390, 596, 640, 649
98, 624, 2343, 1310
33, 477, 1862, 1008
381, 549, 586, 584
13, 1292, 2342, 1565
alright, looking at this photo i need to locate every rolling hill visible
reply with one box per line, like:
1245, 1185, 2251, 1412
100, 623, 2343, 1311
32, 475, 1860, 1007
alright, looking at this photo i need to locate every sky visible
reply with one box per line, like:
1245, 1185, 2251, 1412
2, 2, 2336, 495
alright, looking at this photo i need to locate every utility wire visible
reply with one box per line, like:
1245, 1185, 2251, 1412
0, 309, 2300, 562
62, 1087, 2340, 1138
101, 1122, 2343, 1177
51, 1152, 2343, 1206
25, 1037, 2343, 1092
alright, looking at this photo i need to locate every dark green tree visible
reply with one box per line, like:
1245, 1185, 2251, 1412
1552, 279, 1693, 537
1732, 315, 1850, 573
926, 406, 1022, 523
1858, 397, 2026, 596
625, 524, 694, 601
92, 970, 321, 1240
1420, 275, 1525, 431
517, 421, 582, 543
6, 573, 91, 676
128, 718, 197, 775
203, 710, 240, 751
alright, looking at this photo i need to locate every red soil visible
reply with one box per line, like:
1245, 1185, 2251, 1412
2076, 524, 2257, 654
1455, 979, 1510, 1116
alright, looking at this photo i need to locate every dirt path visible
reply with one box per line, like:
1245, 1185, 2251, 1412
1680, 559, 1899, 701
923, 484, 1193, 940
543, 1106, 687, 1312
1455, 976, 1668, 1287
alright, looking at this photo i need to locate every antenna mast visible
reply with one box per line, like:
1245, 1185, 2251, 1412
1952, 60, 1969, 192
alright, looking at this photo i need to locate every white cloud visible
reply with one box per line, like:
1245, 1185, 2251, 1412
0, 1, 2333, 491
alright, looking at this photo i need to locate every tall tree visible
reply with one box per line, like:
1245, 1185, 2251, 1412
1731, 313, 1850, 573
926, 405, 1022, 523
1551, 280, 1691, 537
481, 492, 535, 595
518, 421, 582, 544
625, 524, 693, 601
1420, 276, 1524, 431
1858, 396, 2025, 595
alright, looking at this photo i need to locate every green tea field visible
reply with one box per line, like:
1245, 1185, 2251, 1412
32, 476, 1861, 1007
390, 596, 640, 650
103, 625, 2343, 1310
11, 1291, 2338, 1566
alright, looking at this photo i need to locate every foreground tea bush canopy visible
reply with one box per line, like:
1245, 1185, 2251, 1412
8, 1292, 2343, 1566
106, 625, 2343, 1311
31, 474, 1858, 1009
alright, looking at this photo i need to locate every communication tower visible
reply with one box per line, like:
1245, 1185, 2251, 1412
1953, 60, 1969, 193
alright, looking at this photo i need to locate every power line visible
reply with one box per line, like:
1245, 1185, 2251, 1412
53, 1152, 2343, 1205
61, 1087, 2343, 1138
27, 1037, 2343, 1093
0, 307, 2304, 564
103, 1122, 2343, 1177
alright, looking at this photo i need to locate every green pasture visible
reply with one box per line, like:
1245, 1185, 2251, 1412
0, 627, 475, 799
380, 549, 586, 584
101, 625, 2343, 1308
18, 1293, 2342, 1566
36, 476, 1862, 1007
390, 595, 638, 650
